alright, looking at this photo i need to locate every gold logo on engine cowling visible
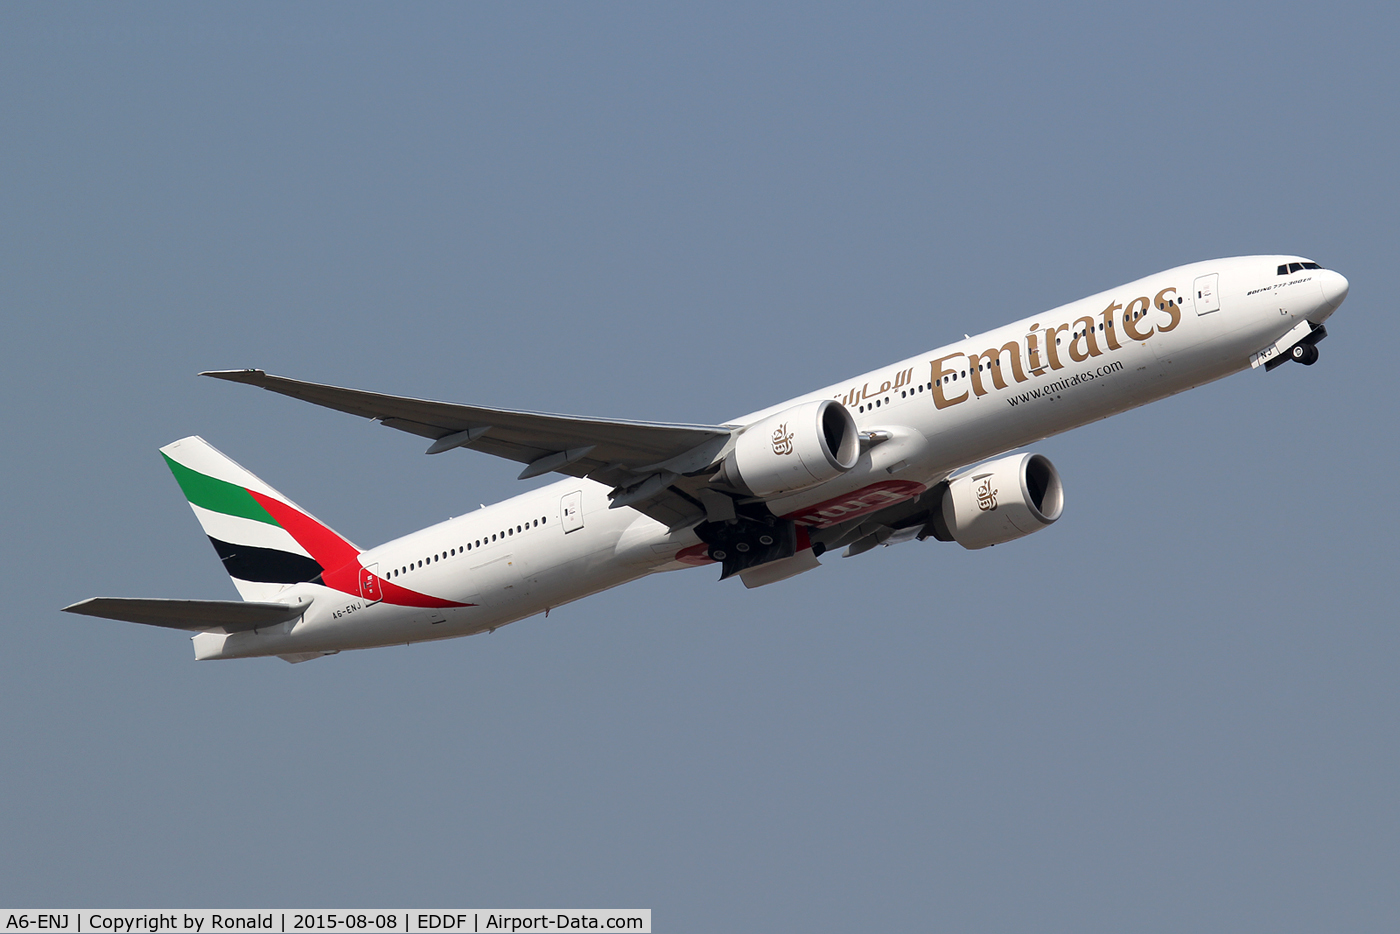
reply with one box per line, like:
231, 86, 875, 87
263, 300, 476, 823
772, 423, 795, 456
975, 478, 997, 511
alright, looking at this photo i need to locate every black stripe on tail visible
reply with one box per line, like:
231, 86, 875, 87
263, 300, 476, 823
207, 536, 324, 585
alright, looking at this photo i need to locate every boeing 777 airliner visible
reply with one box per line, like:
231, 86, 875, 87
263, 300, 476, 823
65, 255, 1349, 662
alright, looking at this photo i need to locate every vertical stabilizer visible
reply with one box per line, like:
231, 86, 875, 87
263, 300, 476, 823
160, 436, 360, 601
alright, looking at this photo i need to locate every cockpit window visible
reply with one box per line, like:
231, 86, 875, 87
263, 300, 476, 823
1279, 261, 1324, 275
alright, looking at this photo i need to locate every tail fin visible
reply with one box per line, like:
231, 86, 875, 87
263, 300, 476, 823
160, 436, 361, 601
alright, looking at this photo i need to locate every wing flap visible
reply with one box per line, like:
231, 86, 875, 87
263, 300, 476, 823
62, 597, 308, 634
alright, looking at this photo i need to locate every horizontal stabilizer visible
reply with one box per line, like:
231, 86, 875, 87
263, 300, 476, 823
62, 597, 309, 634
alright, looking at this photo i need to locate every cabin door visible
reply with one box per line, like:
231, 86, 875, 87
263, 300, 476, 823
359, 564, 383, 605
561, 490, 584, 533
1193, 273, 1220, 315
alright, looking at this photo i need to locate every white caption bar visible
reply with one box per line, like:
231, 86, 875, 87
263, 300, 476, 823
0, 913, 650, 934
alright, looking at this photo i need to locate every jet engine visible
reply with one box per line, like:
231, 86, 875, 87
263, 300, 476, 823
930, 453, 1064, 550
721, 399, 860, 497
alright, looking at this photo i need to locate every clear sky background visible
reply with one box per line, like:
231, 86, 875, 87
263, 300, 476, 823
3, 3, 1396, 930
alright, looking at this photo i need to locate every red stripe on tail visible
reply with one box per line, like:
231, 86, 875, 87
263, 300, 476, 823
248, 490, 468, 608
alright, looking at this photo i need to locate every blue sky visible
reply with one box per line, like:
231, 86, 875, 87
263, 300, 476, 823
2, 4, 1397, 931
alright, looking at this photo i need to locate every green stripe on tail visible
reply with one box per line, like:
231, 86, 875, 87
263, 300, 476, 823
161, 454, 279, 526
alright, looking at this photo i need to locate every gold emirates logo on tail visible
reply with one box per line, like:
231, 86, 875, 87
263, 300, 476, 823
772, 423, 795, 455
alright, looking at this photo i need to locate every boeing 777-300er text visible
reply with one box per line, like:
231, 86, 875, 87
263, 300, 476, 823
65, 256, 1348, 662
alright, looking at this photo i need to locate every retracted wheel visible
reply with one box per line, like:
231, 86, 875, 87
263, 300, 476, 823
1290, 342, 1319, 366
697, 514, 798, 579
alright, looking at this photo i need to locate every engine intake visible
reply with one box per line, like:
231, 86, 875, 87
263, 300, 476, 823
722, 400, 859, 497
934, 453, 1064, 550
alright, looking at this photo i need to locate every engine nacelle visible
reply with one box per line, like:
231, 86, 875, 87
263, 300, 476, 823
937, 453, 1064, 550
722, 399, 860, 497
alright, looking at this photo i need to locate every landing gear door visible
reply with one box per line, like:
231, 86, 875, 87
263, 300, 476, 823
359, 563, 383, 605
1193, 273, 1220, 315
561, 490, 584, 533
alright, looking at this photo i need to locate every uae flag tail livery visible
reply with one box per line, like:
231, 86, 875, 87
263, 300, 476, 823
155, 436, 465, 614
159, 436, 360, 602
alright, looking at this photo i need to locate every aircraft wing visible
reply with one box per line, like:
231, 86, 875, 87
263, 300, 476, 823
202, 369, 735, 528
63, 597, 308, 634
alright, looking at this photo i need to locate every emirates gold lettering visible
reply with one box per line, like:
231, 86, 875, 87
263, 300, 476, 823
1025, 324, 1047, 375
1100, 301, 1123, 350
1043, 322, 1071, 370
916, 282, 1179, 412
968, 341, 1028, 396
1068, 315, 1101, 361
930, 353, 968, 409
1122, 296, 1154, 341
1154, 287, 1181, 332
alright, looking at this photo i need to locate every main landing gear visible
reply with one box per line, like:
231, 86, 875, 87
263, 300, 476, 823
696, 511, 799, 580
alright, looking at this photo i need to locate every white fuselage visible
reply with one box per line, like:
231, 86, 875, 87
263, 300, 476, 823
194, 255, 1347, 660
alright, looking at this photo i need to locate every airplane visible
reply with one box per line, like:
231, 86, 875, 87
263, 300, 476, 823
64, 255, 1348, 663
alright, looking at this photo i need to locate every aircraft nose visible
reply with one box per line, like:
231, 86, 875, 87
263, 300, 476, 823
1319, 269, 1350, 310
